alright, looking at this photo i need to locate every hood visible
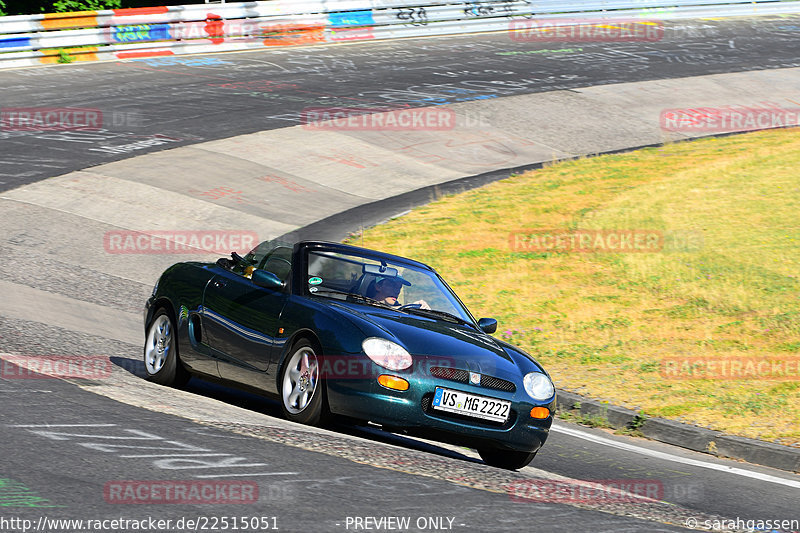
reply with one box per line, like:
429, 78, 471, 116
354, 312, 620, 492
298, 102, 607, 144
328, 301, 542, 378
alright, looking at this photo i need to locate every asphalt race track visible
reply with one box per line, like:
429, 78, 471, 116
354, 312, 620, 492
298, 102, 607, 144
2, 16, 800, 190
1, 16, 799, 533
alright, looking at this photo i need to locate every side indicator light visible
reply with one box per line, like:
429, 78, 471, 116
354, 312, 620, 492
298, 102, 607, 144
530, 407, 550, 419
378, 375, 409, 391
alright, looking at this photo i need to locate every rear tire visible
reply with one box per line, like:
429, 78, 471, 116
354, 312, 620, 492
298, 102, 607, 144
478, 447, 537, 470
279, 339, 328, 425
144, 309, 189, 387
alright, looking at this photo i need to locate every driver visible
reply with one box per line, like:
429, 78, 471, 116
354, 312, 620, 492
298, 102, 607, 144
372, 276, 430, 309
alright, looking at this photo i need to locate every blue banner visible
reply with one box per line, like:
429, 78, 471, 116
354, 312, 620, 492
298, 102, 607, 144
0, 36, 31, 49
328, 10, 374, 28
113, 24, 171, 43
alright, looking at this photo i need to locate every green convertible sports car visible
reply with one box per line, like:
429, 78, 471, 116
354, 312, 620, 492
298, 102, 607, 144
144, 240, 556, 469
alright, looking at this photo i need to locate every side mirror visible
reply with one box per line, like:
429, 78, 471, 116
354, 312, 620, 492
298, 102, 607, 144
251, 269, 283, 290
478, 318, 497, 334
216, 257, 235, 270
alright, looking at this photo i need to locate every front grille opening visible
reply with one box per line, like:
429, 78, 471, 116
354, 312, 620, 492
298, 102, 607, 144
430, 366, 469, 383
429, 366, 516, 393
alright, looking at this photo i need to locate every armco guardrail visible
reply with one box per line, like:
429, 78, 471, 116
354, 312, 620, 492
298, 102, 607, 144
1, 0, 800, 68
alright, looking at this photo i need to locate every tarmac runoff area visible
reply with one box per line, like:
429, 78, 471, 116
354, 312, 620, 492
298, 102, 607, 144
1, 66, 799, 472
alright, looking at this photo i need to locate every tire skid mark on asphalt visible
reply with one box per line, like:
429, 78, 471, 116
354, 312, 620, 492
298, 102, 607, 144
0, 281, 142, 346
68, 357, 743, 532
201, 421, 741, 532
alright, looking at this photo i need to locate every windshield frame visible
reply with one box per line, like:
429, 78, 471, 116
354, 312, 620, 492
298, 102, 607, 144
298, 242, 478, 327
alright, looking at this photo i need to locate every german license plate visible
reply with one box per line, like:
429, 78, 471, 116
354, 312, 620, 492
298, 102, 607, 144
432, 387, 510, 423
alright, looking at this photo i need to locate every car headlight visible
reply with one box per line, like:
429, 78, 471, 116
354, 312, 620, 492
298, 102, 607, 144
523, 372, 555, 401
362, 337, 412, 371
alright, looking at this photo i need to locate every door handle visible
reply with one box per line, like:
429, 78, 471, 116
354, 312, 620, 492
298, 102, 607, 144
213, 279, 227, 288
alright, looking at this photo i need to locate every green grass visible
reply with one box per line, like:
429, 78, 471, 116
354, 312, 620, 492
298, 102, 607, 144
353, 128, 800, 447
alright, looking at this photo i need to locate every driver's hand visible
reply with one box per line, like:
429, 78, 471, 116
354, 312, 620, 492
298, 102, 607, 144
415, 300, 431, 310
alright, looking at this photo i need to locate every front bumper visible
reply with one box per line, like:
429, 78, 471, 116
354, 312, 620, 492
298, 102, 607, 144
327, 374, 554, 453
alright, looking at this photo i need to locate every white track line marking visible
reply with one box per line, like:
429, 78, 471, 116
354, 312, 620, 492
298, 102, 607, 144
193, 472, 299, 478
119, 453, 230, 458
8, 423, 117, 427
551, 423, 800, 489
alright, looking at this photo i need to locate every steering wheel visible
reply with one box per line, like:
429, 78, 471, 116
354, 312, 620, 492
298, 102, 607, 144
398, 303, 422, 310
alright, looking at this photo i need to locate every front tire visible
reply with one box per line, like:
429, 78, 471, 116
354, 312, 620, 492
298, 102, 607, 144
144, 309, 188, 387
280, 339, 327, 425
478, 447, 537, 470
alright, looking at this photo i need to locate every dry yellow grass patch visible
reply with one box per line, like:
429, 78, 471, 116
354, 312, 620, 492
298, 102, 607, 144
351, 128, 800, 446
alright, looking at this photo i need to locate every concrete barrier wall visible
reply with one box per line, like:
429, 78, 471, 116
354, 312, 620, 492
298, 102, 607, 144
2, 0, 800, 68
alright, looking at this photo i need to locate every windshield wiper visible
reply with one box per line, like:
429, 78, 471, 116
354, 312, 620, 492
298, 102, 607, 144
401, 307, 474, 326
311, 290, 397, 310
311, 290, 471, 322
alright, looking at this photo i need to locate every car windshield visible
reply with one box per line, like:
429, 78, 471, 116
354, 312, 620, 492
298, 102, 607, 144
305, 248, 475, 324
